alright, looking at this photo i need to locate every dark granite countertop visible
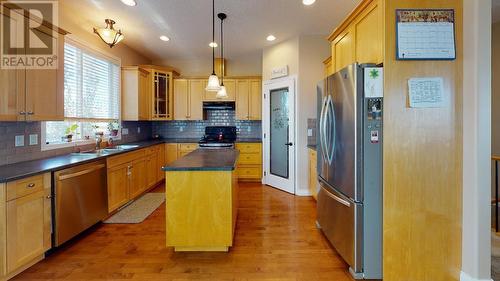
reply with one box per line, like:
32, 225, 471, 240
0, 139, 165, 183
0, 137, 260, 183
307, 144, 317, 151
161, 138, 261, 143
162, 149, 239, 172
237, 138, 262, 143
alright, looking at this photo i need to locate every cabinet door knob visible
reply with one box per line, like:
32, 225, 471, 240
19, 111, 26, 115
46, 195, 52, 199
27, 183, 35, 188
27, 111, 34, 115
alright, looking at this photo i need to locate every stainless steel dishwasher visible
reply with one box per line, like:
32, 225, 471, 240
53, 160, 107, 246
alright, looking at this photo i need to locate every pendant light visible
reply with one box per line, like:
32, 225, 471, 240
205, 0, 221, 92
216, 13, 228, 99
93, 19, 124, 48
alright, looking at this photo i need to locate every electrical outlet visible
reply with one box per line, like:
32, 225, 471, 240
29, 134, 38, 145
247, 127, 251, 132
15, 135, 24, 147
137, 127, 141, 133
307, 129, 313, 137
122, 128, 129, 135
179, 127, 184, 132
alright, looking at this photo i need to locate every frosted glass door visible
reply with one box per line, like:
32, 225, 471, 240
270, 88, 290, 178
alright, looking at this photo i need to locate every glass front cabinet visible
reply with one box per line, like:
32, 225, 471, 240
152, 70, 173, 120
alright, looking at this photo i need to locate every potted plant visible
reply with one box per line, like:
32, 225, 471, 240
65, 124, 79, 142
107, 121, 120, 137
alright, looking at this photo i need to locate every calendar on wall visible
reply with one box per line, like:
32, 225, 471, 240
396, 9, 456, 60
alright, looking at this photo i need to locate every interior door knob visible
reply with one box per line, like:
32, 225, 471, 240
285, 142, 293, 146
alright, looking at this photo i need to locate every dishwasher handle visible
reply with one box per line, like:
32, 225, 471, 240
57, 164, 106, 181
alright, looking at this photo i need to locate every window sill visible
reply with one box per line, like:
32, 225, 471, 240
41, 139, 94, 151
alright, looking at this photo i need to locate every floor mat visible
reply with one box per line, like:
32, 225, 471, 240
104, 193, 165, 224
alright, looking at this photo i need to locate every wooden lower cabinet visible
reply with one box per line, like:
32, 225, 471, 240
106, 144, 164, 213
308, 149, 318, 200
106, 163, 130, 213
0, 173, 52, 280
178, 143, 197, 158
165, 143, 179, 165
235, 143, 262, 182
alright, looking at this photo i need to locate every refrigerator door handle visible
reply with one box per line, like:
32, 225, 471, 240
319, 96, 328, 163
326, 96, 336, 165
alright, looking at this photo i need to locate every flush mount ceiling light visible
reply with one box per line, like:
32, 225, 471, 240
160, 35, 170, 42
302, 0, 316, 5
93, 19, 124, 48
266, 35, 276, 41
120, 0, 137, 6
216, 13, 228, 99
206, 0, 221, 92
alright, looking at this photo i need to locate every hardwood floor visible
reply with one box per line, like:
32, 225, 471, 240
14, 183, 352, 281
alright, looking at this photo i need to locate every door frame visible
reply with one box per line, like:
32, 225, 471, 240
262, 76, 296, 194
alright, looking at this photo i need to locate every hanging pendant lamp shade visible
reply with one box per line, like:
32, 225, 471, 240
206, 0, 221, 92
216, 13, 228, 99
94, 19, 124, 48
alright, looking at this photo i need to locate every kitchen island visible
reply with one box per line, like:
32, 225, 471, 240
162, 148, 239, 252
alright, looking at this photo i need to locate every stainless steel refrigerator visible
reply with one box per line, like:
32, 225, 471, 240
316, 63, 383, 279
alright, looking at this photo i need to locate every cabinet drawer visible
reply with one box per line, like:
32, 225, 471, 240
107, 149, 146, 168
6, 174, 45, 201
179, 143, 197, 152
236, 143, 261, 153
238, 153, 262, 165
237, 166, 262, 178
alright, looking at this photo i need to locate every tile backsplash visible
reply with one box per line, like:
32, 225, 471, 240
0, 121, 152, 166
153, 109, 262, 139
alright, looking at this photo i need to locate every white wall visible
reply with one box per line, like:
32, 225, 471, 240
155, 51, 263, 77
493, 22, 500, 156
262, 36, 329, 195
462, 0, 492, 280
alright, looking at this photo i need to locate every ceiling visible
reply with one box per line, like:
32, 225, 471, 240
61, 0, 361, 62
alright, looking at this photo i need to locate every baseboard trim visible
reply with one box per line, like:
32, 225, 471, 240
460, 271, 493, 281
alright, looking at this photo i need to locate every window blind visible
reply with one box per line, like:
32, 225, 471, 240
64, 43, 120, 121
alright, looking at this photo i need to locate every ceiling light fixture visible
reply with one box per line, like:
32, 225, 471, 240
120, 0, 137, 6
93, 19, 124, 48
206, 0, 221, 92
160, 35, 170, 42
266, 35, 276, 41
302, 0, 316, 5
216, 13, 228, 99
209, 42, 218, 48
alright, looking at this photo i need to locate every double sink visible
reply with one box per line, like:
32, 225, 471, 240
72, 144, 140, 157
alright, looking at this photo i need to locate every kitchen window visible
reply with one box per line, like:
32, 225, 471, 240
42, 37, 121, 151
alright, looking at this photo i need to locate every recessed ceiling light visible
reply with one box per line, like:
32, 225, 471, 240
209, 42, 218, 48
160, 35, 170, 42
266, 35, 276, 41
302, 0, 316, 5
120, 0, 137, 6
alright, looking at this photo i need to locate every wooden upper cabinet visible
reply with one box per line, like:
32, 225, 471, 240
0, 10, 65, 122
204, 79, 236, 101
249, 80, 262, 120
354, 0, 383, 65
25, 28, 64, 121
122, 67, 151, 121
188, 79, 204, 120
323, 57, 333, 77
173, 79, 203, 120
328, 0, 383, 72
173, 79, 189, 120
236, 80, 250, 120
152, 70, 173, 120
333, 27, 355, 72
